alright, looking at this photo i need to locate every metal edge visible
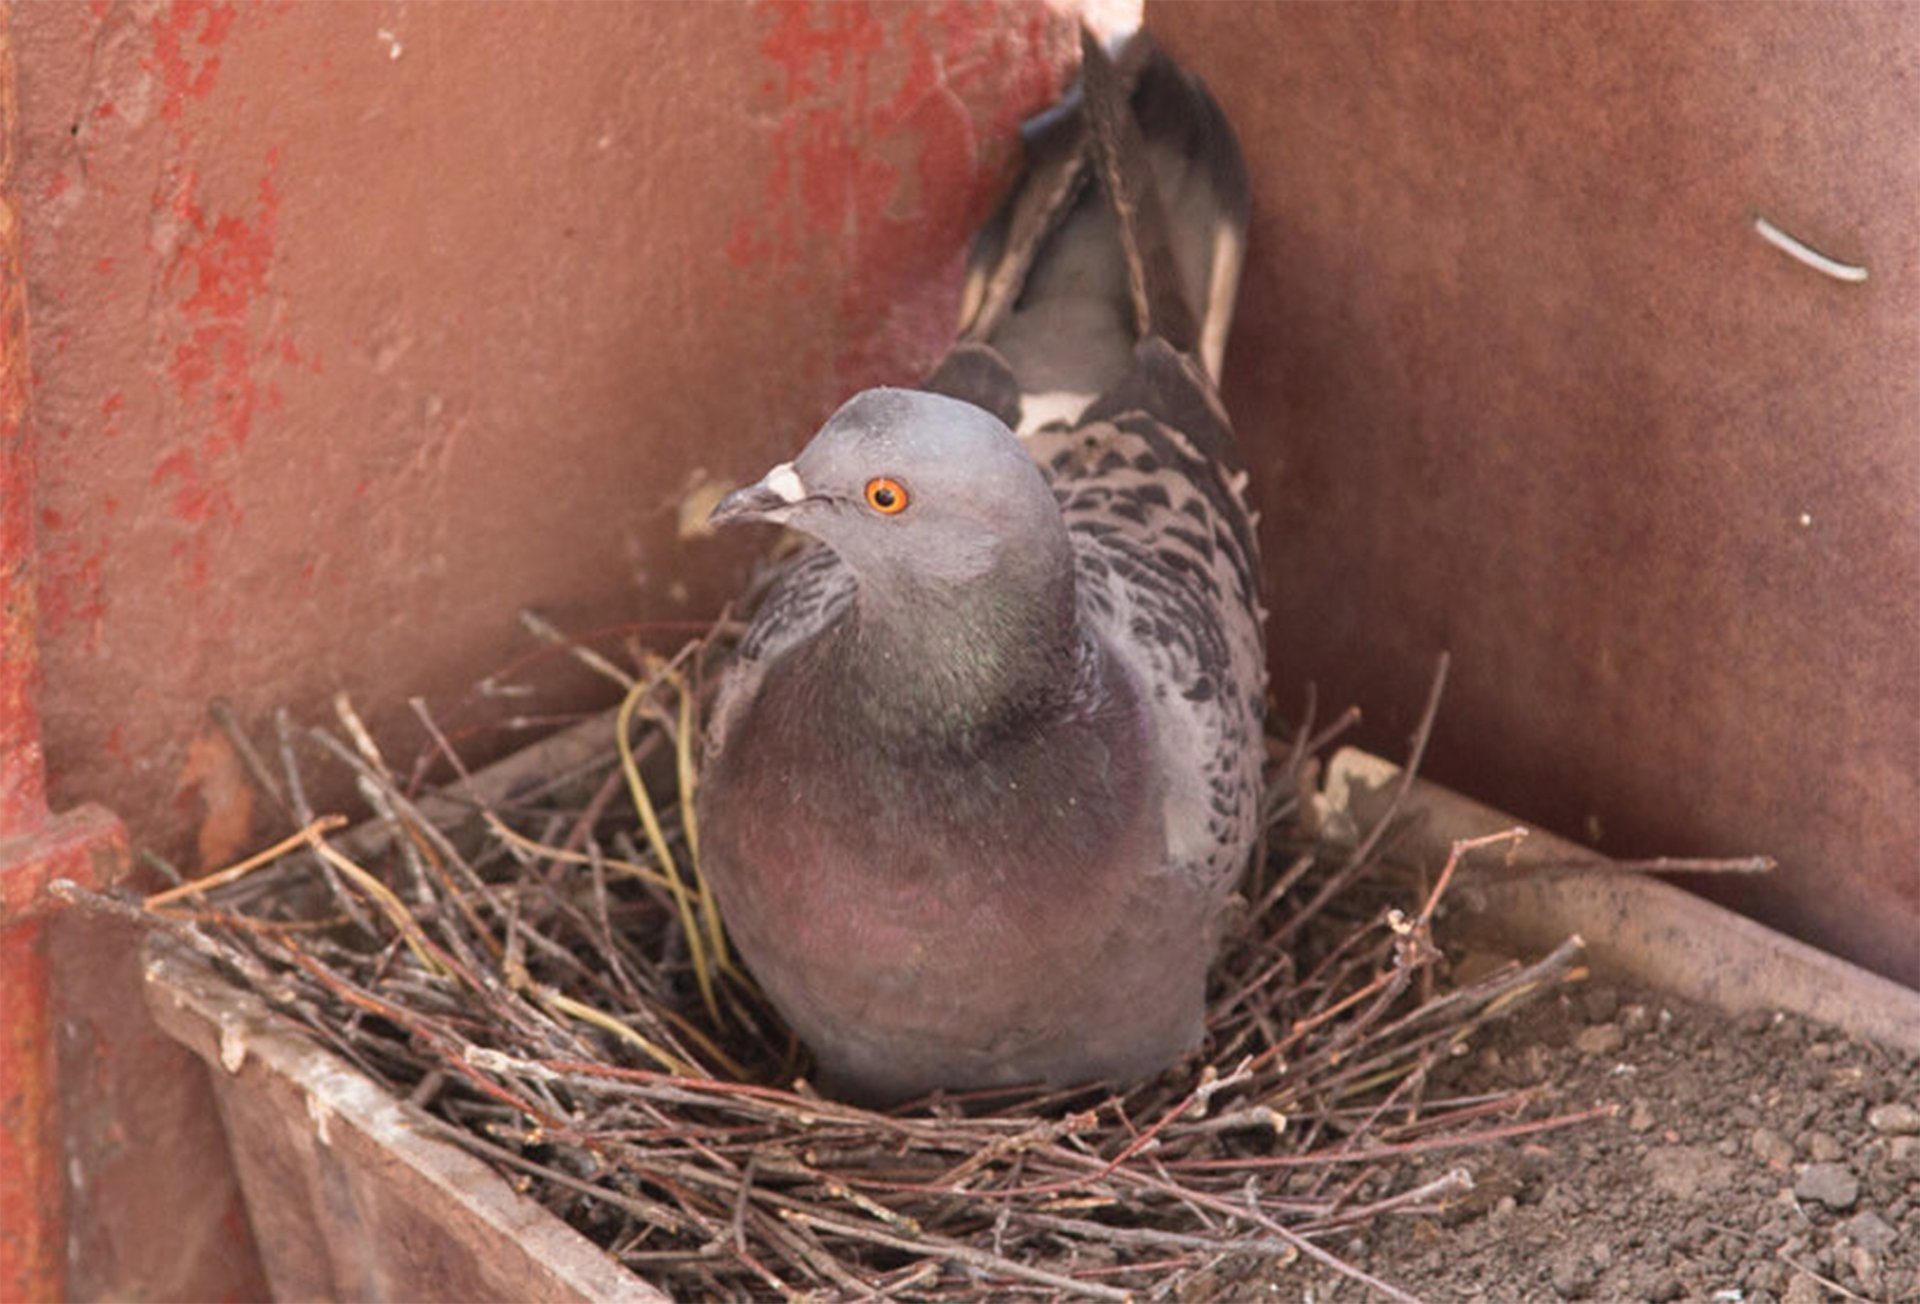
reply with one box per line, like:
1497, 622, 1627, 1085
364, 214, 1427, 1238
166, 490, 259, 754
1322, 747, 1920, 1053
142, 937, 671, 1304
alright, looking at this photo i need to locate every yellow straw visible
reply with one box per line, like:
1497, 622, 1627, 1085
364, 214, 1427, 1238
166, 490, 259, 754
618, 672, 720, 1024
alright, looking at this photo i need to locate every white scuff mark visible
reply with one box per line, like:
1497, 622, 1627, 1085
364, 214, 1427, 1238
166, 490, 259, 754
1753, 215, 1868, 284
219, 1020, 248, 1075
377, 28, 403, 61
307, 1091, 334, 1146
1798, 511, 1813, 528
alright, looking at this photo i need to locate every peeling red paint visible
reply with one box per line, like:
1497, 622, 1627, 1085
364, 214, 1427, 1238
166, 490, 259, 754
147, 1, 237, 123
149, 124, 290, 592
34, 542, 107, 648
729, 1, 1073, 395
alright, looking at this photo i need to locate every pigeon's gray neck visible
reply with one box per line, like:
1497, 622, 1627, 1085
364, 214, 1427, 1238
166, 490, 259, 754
841, 544, 1082, 744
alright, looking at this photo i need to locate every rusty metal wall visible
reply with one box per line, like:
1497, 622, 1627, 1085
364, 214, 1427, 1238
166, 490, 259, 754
1154, 2, 1919, 986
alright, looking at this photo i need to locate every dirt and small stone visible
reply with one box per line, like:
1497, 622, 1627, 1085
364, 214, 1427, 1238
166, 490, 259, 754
1264, 970, 1919, 1302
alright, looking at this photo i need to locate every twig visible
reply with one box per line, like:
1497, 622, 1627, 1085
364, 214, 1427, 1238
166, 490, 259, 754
1507, 854, 1777, 876
519, 608, 640, 690
1775, 1246, 1877, 1303
145, 815, 349, 908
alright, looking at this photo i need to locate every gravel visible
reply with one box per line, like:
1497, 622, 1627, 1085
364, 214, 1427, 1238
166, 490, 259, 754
1239, 971, 1920, 1302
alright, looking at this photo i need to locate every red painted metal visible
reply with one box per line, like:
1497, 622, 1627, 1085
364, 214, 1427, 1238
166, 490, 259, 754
2, 12, 131, 1300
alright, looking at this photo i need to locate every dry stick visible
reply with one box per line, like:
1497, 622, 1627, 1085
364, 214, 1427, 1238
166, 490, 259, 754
1015, 1211, 1301, 1263
266, 938, 583, 1142
1160, 1104, 1618, 1173
1262, 697, 1364, 827
145, 815, 349, 908
483, 814, 673, 893
750, 1205, 875, 1297
534, 987, 702, 1079
760, 1198, 1133, 1302
1296, 1165, 1475, 1234
1506, 854, 1777, 876
406, 696, 481, 791
1334, 935, 1588, 1067
300, 830, 456, 981
306, 726, 507, 918
53, 880, 309, 1004
276, 708, 380, 935
417, 1117, 690, 1235
548, 761, 631, 868
208, 697, 291, 817
1414, 828, 1529, 929
1133, 1175, 1428, 1304
1273, 651, 1451, 952
1774, 1248, 1877, 1304
724, 1208, 814, 1296
519, 607, 640, 691
948, 1064, 1252, 1202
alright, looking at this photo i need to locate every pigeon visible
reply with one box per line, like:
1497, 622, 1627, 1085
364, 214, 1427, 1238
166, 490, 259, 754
698, 32, 1264, 1105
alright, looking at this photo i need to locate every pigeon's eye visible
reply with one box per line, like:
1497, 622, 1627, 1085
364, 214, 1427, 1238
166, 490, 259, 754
864, 477, 909, 515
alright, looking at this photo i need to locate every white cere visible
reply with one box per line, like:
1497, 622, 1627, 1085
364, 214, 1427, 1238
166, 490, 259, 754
763, 462, 807, 504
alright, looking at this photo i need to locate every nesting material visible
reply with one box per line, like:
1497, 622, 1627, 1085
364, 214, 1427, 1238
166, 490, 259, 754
111, 630, 1602, 1301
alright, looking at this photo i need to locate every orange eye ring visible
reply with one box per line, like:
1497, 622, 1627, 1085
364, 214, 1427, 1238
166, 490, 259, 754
864, 477, 909, 515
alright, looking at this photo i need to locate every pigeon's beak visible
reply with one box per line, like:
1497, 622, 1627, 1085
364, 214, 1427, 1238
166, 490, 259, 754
709, 461, 809, 528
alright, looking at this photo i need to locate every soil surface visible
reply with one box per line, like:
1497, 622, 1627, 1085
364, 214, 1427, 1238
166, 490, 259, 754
1264, 973, 1920, 1303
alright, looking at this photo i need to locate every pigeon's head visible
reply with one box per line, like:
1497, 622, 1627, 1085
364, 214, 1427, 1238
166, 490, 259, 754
711, 388, 1068, 590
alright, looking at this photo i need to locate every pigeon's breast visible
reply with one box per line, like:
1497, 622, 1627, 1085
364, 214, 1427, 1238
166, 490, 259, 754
697, 638, 1195, 1094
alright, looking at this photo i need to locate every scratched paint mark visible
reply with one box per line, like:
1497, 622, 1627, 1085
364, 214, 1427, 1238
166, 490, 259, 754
728, 1, 1075, 397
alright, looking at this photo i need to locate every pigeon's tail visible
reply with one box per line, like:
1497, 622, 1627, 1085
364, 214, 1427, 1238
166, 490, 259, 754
947, 31, 1249, 434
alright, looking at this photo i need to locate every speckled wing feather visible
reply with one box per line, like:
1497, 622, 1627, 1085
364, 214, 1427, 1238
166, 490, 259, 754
940, 33, 1264, 900
1028, 342, 1265, 904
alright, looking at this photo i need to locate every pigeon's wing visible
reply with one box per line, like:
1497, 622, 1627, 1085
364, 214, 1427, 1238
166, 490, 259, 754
957, 30, 1265, 895
1028, 349, 1266, 899
705, 546, 852, 760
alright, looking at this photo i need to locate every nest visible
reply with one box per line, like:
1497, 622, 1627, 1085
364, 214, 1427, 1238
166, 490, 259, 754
89, 622, 1603, 1302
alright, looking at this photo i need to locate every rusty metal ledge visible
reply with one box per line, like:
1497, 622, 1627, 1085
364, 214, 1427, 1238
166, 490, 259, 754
1323, 747, 1920, 1054
144, 943, 667, 1304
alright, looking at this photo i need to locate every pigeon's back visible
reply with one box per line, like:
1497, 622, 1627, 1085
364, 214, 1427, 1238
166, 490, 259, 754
932, 32, 1266, 922
702, 33, 1265, 1104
